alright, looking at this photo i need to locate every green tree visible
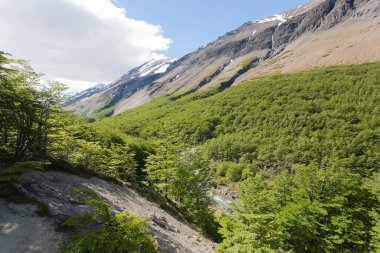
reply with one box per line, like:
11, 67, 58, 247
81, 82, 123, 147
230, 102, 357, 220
172, 150, 220, 238
34, 81, 68, 157
218, 165, 379, 252
145, 144, 220, 239
106, 143, 137, 181
0, 52, 68, 161
144, 141, 178, 195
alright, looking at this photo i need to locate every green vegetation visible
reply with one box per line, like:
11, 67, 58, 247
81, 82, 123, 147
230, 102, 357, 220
0, 51, 68, 161
144, 141, 220, 238
241, 57, 258, 68
0, 161, 48, 183
67, 187, 98, 202
92, 105, 115, 120
94, 61, 380, 251
1, 49, 380, 252
217, 165, 379, 252
0, 52, 158, 252
60, 199, 158, 253
97, 62, 379, 177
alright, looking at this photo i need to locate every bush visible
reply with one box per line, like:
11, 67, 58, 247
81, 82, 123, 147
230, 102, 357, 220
60, 199, 158, 253
225, 163, 243, 182
0, 161, 48, 183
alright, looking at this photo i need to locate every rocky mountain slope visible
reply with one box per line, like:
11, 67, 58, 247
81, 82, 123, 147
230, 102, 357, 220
65, 56, 175, 116
0, 170, 214, 253
66, 0, 380, 116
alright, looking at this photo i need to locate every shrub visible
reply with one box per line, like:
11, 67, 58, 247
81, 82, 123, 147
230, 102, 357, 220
60, 200, 158, 253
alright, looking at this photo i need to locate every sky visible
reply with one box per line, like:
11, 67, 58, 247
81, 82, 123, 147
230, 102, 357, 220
0, 0, 308, 91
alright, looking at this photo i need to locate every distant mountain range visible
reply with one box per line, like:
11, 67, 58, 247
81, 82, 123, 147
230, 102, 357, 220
65, 0, 380, 116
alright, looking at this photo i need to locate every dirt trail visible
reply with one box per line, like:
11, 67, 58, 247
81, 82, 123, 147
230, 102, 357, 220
0, 200, 63, 253
0, 170, 215, 253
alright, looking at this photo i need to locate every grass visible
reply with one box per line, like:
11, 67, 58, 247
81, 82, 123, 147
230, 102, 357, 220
68, 186, 98, 202
92, 105, 116, 119
241, 57, 257, 68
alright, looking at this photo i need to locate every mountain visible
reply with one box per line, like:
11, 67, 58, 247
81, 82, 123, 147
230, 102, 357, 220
65, 83, 107, 106
65, 56, 175, 116
2, 1, 380, 252
66, 0, 380, 116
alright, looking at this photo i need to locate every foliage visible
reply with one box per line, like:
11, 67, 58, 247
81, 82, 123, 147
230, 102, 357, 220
0, 161, 48, 183
2, 51, 380, 250
216, 161, 253, 182
60, 199, 158, 253
48, 115, 138, 181
144, 142, 220, 239
96, 62, 380, 179
365, 172, 380, 252
217, 164, 379, 252
68, 187, 98, 202
144, 140, 179, 194
93, 61, 380, 249
0, 51, 68, 161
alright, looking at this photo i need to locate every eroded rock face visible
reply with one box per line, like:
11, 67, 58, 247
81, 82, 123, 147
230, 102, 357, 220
67, 0, 380, 116
13, 170, 215, 253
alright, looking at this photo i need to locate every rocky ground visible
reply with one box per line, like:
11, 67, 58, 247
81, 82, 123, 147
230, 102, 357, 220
0, 170, 215, 253
0, 200, 63, 253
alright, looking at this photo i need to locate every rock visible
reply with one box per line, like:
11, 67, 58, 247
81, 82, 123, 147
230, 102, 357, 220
13, 170, 215, 252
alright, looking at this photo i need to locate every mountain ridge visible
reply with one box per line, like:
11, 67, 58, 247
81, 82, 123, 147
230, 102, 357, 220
66, 0, 380, 117
65, 56, 176, 115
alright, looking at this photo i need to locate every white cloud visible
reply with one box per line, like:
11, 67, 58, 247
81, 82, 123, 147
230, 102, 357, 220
0, 0, 172, 90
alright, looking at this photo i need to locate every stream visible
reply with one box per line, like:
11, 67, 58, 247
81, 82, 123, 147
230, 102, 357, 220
208, 190, 234, 211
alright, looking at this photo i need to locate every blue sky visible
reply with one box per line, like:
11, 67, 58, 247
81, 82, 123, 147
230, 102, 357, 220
118, 0, 309, 58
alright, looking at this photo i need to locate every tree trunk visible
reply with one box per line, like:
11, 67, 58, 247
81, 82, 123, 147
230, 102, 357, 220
15, 132, 26, 161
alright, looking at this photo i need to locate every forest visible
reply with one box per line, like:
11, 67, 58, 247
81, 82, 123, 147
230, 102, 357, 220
1, 50, 380, 252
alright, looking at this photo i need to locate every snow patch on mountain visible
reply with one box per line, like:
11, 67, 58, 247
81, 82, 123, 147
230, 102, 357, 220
65, 83, 107, 106
128, 57, 176, 78
154, 64, 171, 74
66, 57, 175, 106
256, 14, 287, 26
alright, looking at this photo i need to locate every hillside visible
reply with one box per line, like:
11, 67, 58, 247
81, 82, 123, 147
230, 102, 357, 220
95, 60, 380, 252
92, 61, 380, 251
1, 53, 380, 252
67, 0, 380, 116
1, 0, 380, 252
96, 61, 380, 166
1, 170, 214, 253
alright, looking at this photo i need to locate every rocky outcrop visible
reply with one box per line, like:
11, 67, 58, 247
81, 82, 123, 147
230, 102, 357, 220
6, 170, 215, 253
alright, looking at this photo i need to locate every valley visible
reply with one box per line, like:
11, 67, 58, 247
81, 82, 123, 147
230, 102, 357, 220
1, 0, 380, 252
